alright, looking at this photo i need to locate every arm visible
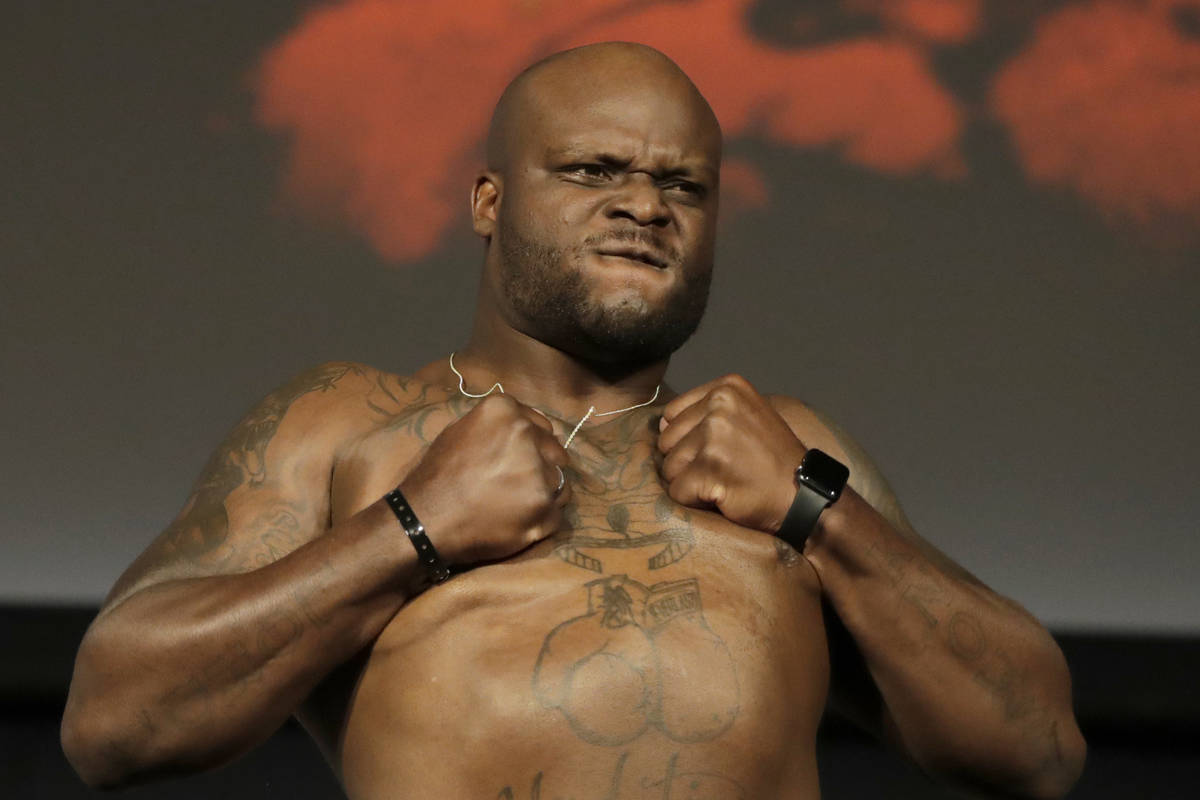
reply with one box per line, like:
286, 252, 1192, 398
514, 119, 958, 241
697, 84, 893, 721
60, 363, 408, 788
798, 405, 1086, 799
656, 375, 1085, 799
60, 364, 569, 788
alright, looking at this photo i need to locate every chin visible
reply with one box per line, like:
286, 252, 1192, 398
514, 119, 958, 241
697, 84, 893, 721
499, 240, 710, 364
570, 303, 703, 365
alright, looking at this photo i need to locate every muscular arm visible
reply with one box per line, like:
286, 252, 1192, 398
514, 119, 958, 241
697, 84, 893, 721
658, 375, 1085, 797
60, 363, 424, 788
61, 363, 569, 789
798, 405, 1087, 799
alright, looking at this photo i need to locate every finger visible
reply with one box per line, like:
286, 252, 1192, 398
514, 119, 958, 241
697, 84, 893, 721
665, 465, 724, 510
657, 397, 712, 453
536, 433, 570, 468
660, 379, 724, 430
660, 374, 754, 429
519, 404, 555, 434
545, 506, 563, 537
554, 477, 572, 507
660, 429, 703, 483
531, 506, 563, 543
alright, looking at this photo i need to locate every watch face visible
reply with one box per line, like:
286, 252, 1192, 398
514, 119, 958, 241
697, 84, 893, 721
797, 449, 850, 502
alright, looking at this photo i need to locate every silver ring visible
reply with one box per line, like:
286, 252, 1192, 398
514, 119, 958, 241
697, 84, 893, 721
554, 466, 565, 495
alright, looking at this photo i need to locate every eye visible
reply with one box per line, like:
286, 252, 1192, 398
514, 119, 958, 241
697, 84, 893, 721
565, 163, 613, 181
663, 180, 706, 200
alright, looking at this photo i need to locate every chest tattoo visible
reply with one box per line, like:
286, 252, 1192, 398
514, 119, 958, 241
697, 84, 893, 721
553, 420, 696, 574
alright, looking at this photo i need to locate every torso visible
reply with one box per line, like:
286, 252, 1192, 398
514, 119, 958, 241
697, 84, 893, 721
303, 373, 835, 800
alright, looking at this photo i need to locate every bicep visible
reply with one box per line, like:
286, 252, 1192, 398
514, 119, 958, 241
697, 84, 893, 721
102, 363, 370, 612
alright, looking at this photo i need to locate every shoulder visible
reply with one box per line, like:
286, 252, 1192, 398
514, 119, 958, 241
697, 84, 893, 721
257, 361, 439, 435
265, 360, 400, 407
768, 394, 981, 585
766, 396, 852, 465
766, 394, 903, 525
210, 360, 454, 480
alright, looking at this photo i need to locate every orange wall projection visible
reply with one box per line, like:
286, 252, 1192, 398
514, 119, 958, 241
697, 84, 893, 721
991, 0, 1200, 243
254, 0, 966, 261
254, 0, 1199, 260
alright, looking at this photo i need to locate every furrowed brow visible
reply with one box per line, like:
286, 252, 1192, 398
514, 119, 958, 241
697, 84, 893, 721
551, 145, 714, 182
551, 146, 632, 166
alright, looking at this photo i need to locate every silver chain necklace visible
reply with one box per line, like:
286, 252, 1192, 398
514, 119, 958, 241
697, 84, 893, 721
448, 352, 661, 450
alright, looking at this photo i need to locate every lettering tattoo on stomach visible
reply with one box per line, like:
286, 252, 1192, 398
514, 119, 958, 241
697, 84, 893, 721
497, 751, 746, 800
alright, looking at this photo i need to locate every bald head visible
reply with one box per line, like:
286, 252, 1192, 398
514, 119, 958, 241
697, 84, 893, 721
470, 43, 722, 367
485, 42, 722, 173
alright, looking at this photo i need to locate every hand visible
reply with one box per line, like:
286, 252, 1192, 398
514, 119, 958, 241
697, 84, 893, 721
397, 394, 571, 565
657, 374, 805, 533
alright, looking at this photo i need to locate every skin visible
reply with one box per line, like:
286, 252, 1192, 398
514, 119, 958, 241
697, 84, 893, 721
61, 43, 1085, 799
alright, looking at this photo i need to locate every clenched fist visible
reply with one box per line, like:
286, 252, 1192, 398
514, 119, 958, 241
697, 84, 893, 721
398, 394, 570, 565
657, 374, 805, 533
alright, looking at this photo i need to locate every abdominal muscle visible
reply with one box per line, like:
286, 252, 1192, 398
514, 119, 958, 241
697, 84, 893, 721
329, 514, 831, 800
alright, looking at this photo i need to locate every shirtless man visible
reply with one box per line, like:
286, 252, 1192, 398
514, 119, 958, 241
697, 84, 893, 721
61, 43, 1085, 799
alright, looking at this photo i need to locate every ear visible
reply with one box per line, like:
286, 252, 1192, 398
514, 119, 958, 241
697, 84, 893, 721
471, 172, 501, 239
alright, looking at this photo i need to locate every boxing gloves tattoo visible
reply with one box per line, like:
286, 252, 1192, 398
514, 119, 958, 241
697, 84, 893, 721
533, 574, 740, 747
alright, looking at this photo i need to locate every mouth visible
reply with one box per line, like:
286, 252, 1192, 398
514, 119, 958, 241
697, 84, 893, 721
593, 247, 669, 270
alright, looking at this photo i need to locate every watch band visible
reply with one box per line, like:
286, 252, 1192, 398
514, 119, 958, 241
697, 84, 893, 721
384, 488, 451, 585
776, 482, 831, 552
776, 448, 849, 552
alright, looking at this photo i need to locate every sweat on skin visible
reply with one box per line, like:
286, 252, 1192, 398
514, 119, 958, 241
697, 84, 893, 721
61, 42, 1085, 799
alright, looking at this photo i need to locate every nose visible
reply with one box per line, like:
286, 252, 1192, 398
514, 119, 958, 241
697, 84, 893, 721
605, 173, 670, 228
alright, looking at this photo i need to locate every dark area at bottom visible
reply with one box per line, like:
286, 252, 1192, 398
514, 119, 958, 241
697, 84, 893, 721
3, 710, 1197, 799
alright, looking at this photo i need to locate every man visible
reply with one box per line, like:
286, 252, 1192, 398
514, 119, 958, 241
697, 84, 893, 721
61, 43, 1085, 799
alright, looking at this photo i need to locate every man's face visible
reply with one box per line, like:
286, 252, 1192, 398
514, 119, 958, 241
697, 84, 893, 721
490, 77, 720, 366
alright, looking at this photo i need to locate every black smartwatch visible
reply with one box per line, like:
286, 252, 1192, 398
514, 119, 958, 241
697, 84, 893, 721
776, 448, 849, 551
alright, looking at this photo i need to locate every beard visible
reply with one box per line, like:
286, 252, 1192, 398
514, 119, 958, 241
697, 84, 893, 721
497, 220, 712, 366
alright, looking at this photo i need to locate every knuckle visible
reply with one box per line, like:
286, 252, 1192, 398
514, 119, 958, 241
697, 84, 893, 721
507, 416, 537, 439
707, 385, 740, 409
662, 449, 688, 476
476, 394, 512, 418
701, 413, 732, 436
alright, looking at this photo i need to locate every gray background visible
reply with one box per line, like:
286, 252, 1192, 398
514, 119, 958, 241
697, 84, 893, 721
4, 1, 1197, 634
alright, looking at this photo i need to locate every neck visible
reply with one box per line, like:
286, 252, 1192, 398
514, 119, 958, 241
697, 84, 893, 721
455, 304, 670, 422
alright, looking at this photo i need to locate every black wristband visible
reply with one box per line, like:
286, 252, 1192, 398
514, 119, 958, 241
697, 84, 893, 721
384, 488, 451, 585
776, 484, 831, 552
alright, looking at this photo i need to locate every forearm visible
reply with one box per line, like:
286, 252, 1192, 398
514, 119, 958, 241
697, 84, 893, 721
62, 498, 415, 788
804, 489, 1085, 798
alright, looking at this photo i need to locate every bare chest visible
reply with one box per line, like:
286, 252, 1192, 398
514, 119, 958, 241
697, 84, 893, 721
321, 407, 831, 798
